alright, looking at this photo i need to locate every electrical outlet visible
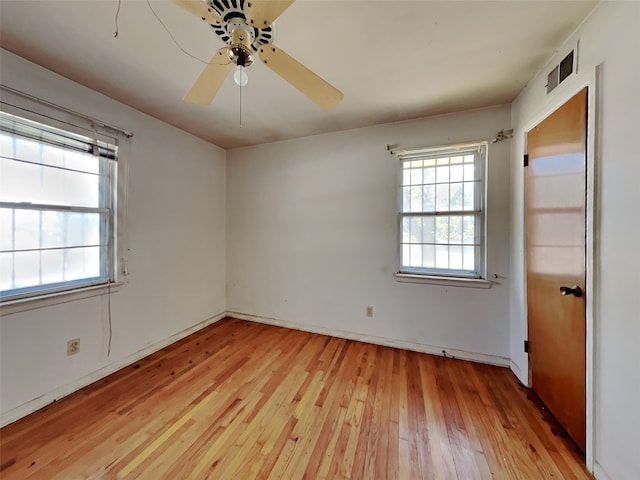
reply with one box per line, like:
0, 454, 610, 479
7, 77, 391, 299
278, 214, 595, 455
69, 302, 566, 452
366, 306, 373, 317
67, 338, 80, 356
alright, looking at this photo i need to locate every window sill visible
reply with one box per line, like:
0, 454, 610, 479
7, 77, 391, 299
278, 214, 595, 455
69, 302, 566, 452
394, 273, 493, 289
0, 282, 124, 316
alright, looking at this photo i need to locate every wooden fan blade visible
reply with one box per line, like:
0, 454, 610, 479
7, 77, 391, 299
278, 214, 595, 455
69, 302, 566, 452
184, 49, 233, 104
258, 45, 343, 110
171, 0, 222, 24
245, 1, 295, 28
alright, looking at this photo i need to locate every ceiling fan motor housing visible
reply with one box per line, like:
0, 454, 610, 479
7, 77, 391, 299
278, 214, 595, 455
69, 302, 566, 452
206, 0, 274, 52
227, 26, 254, 66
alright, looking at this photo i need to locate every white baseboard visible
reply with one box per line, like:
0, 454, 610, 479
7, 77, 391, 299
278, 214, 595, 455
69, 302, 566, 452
593, 462, 613, 480
0, 311, 227, 428
228, 311, 510, 368
510, 360, 529, 386
2, 310, 512, 427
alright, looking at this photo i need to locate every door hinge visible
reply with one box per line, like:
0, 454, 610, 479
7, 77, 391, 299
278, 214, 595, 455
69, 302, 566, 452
524, 340, 529, 353
524, 154, 529, 167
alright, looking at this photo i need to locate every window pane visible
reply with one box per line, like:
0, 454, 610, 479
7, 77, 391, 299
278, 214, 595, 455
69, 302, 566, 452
436, 216, 449, 245
423, 185, 435, 212
436, 184, 449, 210
402, 217, 411, 243
14, 209, 40, 251
64, 150, 100, 174
410, 186, 422, 212
0, 252, 13, 290
463, 182, 475, 210
402, 244, 410, 268
422, 244, 435, 268
450, 183, 463, 210
41, 249, 64, 284
410, 244, 422, 267
410, 168, 422, 185
14, 137, 41, 163
449, 216, 462, 244
463, 246, 476, 271
1, 208, 13, 250
464, 164, 475, 181
410, 216, 423, 243
435, 245, 449, 269
423, 216, 435, 244
65, 246, 101, 281
67, 212, 88, 246
0, 157, 34, 203
41, 144, 65, 169
450, 164, 464, 182
402, 169, 411, 186
450, 246, 463, 270
423, 166, 436, 184
463, 216, 476, 245
14, 250, 40, 288
402, 186, 411, 212
0, 159, 100, 207
436, 165, 450, 183
0, 133, 14, 156
62, 169, 100, 207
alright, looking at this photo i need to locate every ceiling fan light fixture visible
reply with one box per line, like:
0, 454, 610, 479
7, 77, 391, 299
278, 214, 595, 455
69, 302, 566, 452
233, 65, 249, 86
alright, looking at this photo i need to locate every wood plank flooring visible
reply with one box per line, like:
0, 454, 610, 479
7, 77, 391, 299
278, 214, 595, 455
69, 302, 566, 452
0, 318, 592, 479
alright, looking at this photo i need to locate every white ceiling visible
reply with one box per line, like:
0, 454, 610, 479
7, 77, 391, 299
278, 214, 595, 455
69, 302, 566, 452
0, 0, 597, 149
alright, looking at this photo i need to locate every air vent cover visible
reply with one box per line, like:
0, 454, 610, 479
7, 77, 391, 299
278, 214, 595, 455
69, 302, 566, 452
546, 50, 575, 94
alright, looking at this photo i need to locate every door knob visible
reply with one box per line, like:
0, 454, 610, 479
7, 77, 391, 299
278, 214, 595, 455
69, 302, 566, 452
560, 285, 582, 297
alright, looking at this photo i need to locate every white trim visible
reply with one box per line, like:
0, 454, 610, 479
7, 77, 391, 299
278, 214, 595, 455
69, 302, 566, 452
509, 360, 527, 386
393, 273, 492, 289
0, 311, 227, 428
520, 67, 598, 472
0, 282, 124, 316
593, 462, 614, 480
228, 311, 510, 368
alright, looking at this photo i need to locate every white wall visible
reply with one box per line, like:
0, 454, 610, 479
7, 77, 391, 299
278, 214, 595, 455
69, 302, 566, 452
509, 2, 640, 479
0, 50, 227, 424
227, 106, 512, 363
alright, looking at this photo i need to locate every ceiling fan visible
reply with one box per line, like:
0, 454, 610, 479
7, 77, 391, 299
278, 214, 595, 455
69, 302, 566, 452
171, 0, 344, 110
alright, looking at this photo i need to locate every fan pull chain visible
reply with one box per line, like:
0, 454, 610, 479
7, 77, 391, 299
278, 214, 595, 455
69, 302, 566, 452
239, 69, 243, 128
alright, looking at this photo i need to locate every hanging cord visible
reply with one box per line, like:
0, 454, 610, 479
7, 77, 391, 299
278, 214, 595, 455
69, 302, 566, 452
107, 281, 113, 357
145, 0, 209, 64
239, 67, 243, 128
92, 122, 115, 358
114, 0, 121, 38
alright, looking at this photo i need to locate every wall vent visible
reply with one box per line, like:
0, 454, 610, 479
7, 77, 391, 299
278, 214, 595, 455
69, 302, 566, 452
546, 49, 575, 94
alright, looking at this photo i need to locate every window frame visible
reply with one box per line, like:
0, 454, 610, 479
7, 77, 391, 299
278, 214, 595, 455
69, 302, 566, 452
0, 103, 125, 305
396, 142, 489, 284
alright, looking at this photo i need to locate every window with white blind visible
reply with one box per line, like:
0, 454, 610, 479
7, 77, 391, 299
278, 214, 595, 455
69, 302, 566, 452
0, 111, 118, 300
398, 143, 486, 278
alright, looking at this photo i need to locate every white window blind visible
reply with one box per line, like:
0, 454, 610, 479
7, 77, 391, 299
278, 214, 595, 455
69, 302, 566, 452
0, 111, 118, 300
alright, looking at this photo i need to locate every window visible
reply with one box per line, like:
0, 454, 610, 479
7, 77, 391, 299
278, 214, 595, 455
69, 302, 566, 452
0, 111, 118, 300
398, 143, 486, 278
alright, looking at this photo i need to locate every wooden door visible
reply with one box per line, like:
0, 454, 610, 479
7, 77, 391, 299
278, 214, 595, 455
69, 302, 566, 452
526, 88, 587, 452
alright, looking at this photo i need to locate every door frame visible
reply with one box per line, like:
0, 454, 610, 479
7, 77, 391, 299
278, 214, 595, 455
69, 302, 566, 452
522, 66, 599, 470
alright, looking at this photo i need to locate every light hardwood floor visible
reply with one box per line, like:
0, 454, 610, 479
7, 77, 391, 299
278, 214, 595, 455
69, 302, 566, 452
0, 318, 592, 479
